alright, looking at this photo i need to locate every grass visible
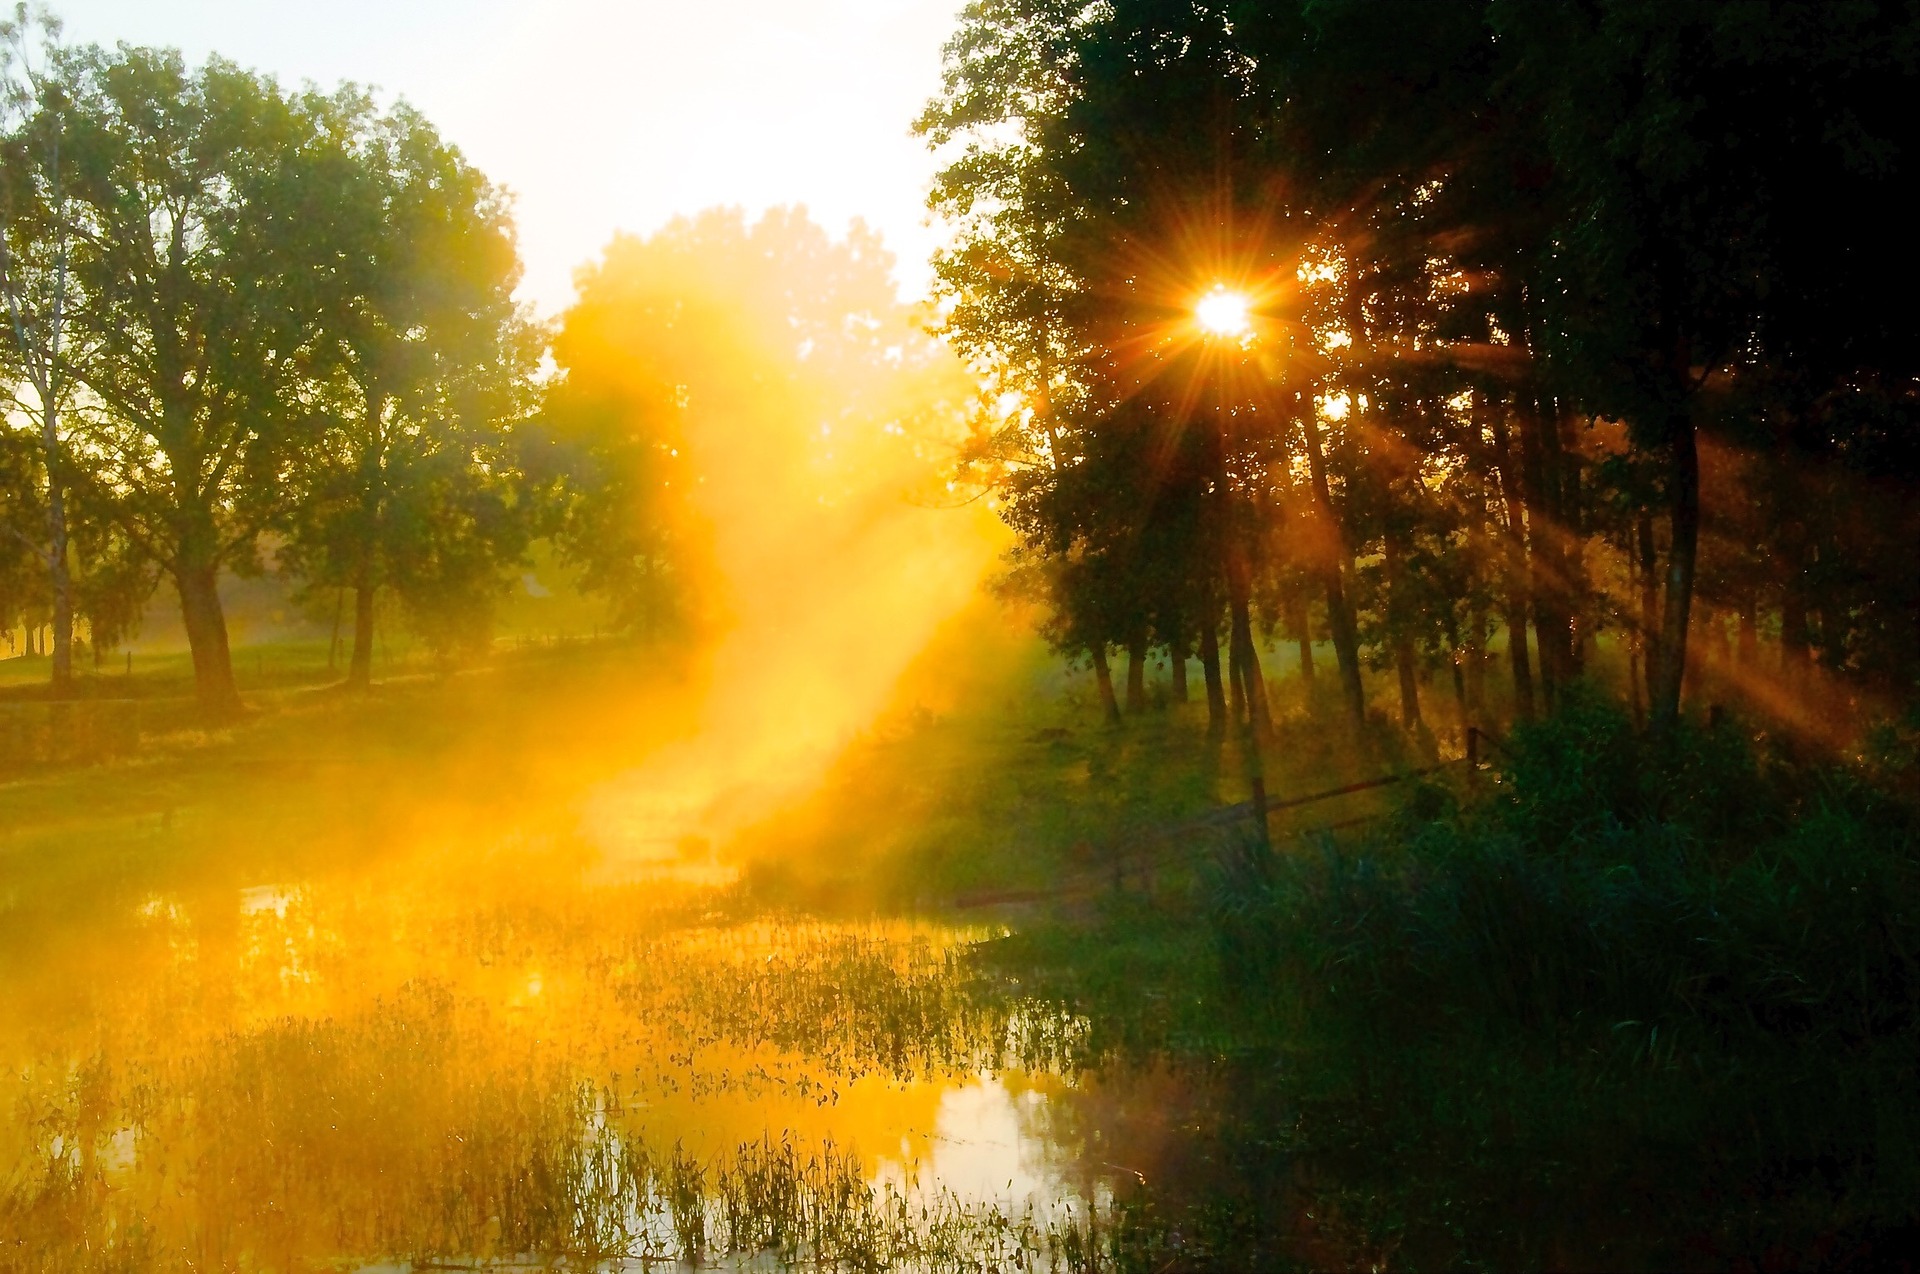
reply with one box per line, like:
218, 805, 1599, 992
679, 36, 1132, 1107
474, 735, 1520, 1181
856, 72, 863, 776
5, 629, 1918, 1269
729, 630, 1437, 912
964, 691, 1920, 1269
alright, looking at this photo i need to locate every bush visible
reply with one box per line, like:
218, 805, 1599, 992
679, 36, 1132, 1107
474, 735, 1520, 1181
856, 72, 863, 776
1198, 692, 1920, 1259
1216, 692, 1920, 1051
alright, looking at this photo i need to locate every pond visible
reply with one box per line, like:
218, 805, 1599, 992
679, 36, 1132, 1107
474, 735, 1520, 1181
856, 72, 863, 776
0, 824, 1241, 1272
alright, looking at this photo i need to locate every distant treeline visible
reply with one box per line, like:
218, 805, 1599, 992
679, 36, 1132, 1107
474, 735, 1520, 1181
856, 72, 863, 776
1, 12, 950, 712
921, 1, 1920, 738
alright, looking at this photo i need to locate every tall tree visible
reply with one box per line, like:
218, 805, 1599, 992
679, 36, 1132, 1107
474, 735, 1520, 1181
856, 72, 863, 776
280, 97, 536, 687
928, 0, 1920, 744
542, 207, 967, 655
57, 48, 331, 712
0, 420, 42, 651
0, 3, 78, 694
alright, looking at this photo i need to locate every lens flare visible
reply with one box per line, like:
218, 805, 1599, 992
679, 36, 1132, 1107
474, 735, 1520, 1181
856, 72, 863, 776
1194, 287, 1252, 339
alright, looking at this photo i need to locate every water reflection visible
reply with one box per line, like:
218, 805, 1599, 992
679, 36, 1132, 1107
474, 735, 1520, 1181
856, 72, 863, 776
0, 837, 1191, 1271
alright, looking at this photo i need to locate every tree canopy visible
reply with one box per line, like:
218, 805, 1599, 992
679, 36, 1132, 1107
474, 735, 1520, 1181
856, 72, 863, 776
922, 0, 1920, 741
0, 28, 555, 708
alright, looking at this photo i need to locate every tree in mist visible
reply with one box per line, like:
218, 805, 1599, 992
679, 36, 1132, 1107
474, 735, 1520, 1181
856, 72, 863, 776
0, 419, 41, 650
278, 97, 537, 686
923, 0, 1294, 738
0, 32, 546, 704
541, 206, 969, 648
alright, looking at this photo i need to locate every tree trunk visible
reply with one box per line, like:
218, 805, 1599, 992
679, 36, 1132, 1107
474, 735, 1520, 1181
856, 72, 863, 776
175, 558, 240, 715
1383, 520, 1422, 729
1737, 591, 1759, 666
1489, 413, 1536, 719
1637, 511, 1661, 709
1553, 406, 1590, 679
1628, 639, 1645, 727
348, 580, 376, 690
42, 399, 74, 698
1228, 623, 1246, 723
1198, 621, 1227, 735
1780, 568, 1810, 683
1503, 602, 1534, 720
1707, 607, 1732, 668
328, 588, 345, 674
1292, 595, 1316, 683
1651, 418, 1699, 730
1465, 602, 1487, 715
1090, 645, 1121, 724
1301, 414, 1365, 726
1533, 596, 1559, 711
1625, 533, 1645, 725
1169, 637, 1190, 703
1125, 629, 1148, 714
1463, 465, 1490, 717
1230, 591, 1271, 741
1396, 648, 1422, 730
1517, 404, 1563, 711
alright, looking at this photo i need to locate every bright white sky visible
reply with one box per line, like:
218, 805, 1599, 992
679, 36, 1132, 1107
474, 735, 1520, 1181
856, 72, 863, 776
52, 0, 962, 315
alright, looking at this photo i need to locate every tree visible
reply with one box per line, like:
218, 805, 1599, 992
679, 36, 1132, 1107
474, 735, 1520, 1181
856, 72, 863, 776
0, 3, 79, 694
0, 419, 42, 651
928, 0, 1314, 738
280, 96, 536, 687
542, 207, 967, 656
56, 48, 333, 712
927, 0, 1920, 748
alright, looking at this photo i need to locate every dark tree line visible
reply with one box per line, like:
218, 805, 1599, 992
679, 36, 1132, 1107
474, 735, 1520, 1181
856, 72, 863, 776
921, 0, 1920, 740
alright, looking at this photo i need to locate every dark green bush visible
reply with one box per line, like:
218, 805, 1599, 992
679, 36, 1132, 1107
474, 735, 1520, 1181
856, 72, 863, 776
1194, 693, 1920, 1262
1215, 693, 1920, 1055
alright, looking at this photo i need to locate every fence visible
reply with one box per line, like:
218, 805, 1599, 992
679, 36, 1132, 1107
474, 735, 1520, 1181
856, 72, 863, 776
0, 698, 187, 769
952, 730, 1493, 910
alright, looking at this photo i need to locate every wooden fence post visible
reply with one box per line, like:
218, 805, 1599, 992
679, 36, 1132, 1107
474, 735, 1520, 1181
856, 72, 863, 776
1250, 773, 1271, 853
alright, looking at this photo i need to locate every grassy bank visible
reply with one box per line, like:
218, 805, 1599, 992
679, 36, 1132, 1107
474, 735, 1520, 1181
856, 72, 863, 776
931, 692, 1920, 1269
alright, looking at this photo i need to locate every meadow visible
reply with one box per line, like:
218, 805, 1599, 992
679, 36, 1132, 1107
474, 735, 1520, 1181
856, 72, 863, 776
3, 634, 1918, 1271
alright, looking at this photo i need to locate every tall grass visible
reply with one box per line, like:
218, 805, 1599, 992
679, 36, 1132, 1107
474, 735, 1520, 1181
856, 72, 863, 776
1197, 690, 1920, 1265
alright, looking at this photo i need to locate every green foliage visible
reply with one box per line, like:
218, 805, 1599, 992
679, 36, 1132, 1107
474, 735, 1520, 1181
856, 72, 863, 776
1177, 697, 1920, 1258
0, 25, 553, 703
923, 0, 1920, 734
276, 97, 538, 668
1224, 696, 1918, 1041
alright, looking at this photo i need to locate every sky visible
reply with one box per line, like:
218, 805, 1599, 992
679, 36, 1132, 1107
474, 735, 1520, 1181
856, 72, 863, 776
52, 0, 963, 315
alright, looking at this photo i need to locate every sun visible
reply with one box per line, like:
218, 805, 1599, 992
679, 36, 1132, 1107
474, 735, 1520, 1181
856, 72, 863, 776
1194, 286, 1253, 340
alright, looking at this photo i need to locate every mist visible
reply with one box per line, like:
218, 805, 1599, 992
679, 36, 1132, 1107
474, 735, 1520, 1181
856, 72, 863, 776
549, 208, 1007, 874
